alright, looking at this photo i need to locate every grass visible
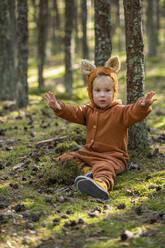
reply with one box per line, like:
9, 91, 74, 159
0, 46, 165, 248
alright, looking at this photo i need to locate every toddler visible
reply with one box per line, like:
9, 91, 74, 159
45, 56, 157, 200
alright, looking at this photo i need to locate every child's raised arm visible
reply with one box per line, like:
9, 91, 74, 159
45, 91, 62, 110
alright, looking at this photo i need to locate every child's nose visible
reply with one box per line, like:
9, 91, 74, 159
100, 91, 105, 96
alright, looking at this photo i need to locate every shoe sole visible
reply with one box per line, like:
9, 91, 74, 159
77, 178, 109, 200
74, 173, 92, 185
74, 175, 90, 185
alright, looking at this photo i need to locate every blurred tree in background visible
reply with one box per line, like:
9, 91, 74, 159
0, 0, 16, 101
37, 0, 49, 90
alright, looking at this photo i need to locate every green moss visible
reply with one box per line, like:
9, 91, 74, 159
37, 159, 81, 186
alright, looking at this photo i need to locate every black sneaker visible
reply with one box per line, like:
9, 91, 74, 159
76, 177, 109, 200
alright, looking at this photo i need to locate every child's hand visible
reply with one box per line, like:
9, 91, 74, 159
141, 91, 157, 107
45, 91, 61, 110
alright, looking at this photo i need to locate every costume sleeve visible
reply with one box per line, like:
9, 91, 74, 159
53, 101, 87, 125
122, 98, 152, 127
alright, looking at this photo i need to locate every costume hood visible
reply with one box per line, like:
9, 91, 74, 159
80, 56, 120, 107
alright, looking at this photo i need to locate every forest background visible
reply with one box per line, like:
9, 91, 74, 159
0, 0, 165, 248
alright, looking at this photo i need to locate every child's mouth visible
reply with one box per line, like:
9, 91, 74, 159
99, 100, 106, 104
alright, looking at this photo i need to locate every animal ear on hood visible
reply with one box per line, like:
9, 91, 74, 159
80, 59, 96, 75
104, 56, 120, 73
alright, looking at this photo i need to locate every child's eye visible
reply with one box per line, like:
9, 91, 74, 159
106, 89, 110, 92
95, 89, 100, 92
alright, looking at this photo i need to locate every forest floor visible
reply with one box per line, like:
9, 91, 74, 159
0, 55, 165, 248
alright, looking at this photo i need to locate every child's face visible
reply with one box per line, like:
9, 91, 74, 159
92, 76, 114, 108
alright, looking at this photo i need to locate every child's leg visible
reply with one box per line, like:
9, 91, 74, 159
76, 159, 126, 200
93, 159, 126, 191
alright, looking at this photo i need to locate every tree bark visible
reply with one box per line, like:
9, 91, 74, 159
94, 0, 112, 66
37, 0, 49, 90
81, 0, 89, 85
123, 0, 149, 150
16, 0, 29, 107
81, 0, 89, 59
64, 0, 74, 92
0, 0, 16, 101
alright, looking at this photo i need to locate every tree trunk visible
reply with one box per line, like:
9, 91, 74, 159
64, 0, 74, 93
81, 0, 89, 85
81, 0, 89, 59
53, 0, 60, 28
94, 0, 112, 66
51, 0, 60, 54
74, 0, 80, 53
156, 0, 160, 46
0, 0, 16, 101
116, 0, 122, 51
146, 0, 158, 56
37, 0, 49, 90
123, 0, 149, 150
16, 0, 29, 107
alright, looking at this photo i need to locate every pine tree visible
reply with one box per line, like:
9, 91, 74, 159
123, 0, 149, 150
0, 0, 16, 101
64, 0, 74, 92
16, 0, 29, 107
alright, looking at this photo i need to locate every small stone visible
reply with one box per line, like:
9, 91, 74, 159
13, 204, 26, 212
53, 218, 60, 225
148, 184, 156, 189
128, 162, 139, 170
23, 211, 41, 222
103, 204, 109, 210
64, 220, 77, 227
77, 218, 85, 224
5, 146, 14, 151
9, 183, 19, 189
135, 205, 143, 215
22, 177, 27, 181
61, 214, 69, 219
22, 238, 31, 245
121, 230, 134, 240
66, 210, 74, 215
25, 222, 34, 229
117, 203, 126, 209
88, 210, 100, 217
57, 196, 65, 203
156, 186, 162, 191
158, 212, 164, 219
149, 218, 157, 224
0, 163, 4, 170
93, 206, 102, 212
0, 201, 9, 209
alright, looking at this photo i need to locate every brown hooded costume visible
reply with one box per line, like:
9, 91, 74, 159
53, 56, 152, 191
